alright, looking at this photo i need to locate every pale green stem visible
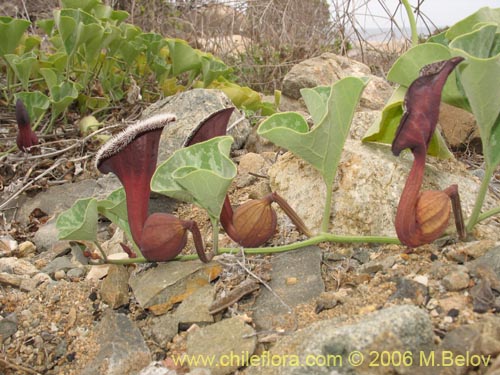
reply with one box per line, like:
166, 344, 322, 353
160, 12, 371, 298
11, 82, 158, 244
401, 0, 418, 47
477, 206, 500, 224
466, 164, 495, 232
321, 181, 333, 233
211, 217, 220, 255
103, 233, 401, 264
93, 241, 108, 263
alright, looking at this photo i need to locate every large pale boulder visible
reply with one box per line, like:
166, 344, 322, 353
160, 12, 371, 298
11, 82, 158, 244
281, 52, 393, 111
269, 139, 500, 240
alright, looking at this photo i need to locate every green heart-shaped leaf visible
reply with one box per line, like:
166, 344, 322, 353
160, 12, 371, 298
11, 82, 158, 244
0, 17, 31, 57
167, 39, 201, 76
14, 91, 50, 124
450, 23, 500, 167
56, 198, 98, 241
258, 77, 367, 188
4, 52, 38, 90
151, 136, 237, 219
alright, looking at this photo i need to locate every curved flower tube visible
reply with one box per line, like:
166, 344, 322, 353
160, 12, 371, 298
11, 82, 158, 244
392, 56, 466, 247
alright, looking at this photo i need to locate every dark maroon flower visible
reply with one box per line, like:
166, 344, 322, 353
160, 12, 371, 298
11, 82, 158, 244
15, 99, 38, 152
392, 57, 466, 247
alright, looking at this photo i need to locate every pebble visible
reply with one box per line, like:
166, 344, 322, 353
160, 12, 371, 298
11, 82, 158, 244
17, 241, 36, 257
442, 269, 470, 291
67, 267, 86, 280
54, 270, 66, 281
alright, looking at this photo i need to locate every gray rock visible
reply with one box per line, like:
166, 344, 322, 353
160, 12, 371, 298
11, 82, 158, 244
17, 174, 121, 224
187, 317, 257, 375
66, 267, 86, 280
269, 139, 500, 238
245, 305, 435, 375
0, 313, 17, 341
434, 317, 500, 375
176, 284, 215, 329
142, 89, 251, 164
252, 246, 324, 330
145, 312, 179, 348
0, 257, 39, 276
442, 269, 470, 292
81, 311, 151, 375
281, 53, 392, 111
41, 256, 78, 276
390, 277, 429, 303
467, 246, 500, 278
129, 261, 221, 310
100, 265, 130, 309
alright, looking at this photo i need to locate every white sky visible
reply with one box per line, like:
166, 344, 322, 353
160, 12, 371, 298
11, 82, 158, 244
359, 0, 499, 30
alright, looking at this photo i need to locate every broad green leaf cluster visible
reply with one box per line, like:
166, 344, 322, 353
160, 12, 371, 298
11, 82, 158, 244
363, 6, 500, 230
1, 0, 275, 131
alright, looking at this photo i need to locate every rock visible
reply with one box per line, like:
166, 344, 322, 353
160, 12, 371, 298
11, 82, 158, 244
281, 53, 392, 110
129, 261, 222, 313
187, 317, 257, 375
438, 295, 470, 315
16, 174, 121, 224
81, 311, 151, 375
435, 317, 500, 375
442, 268, 470, 292
0, 313, 18, 342
390, 277, 429, 304
251, 246, 324, 331
175, 284, 215, 329
32, 219, 62, 253
54, 270, 66, 280
17, 241, 36, 257
282, 53, 369, 100
141, 89, 251, 163
100, 265, 130, 309
86, 264, 111, 281
245, 305, 434, 375
145, 313, 179, 348
439, 102, 480, 149
66, 267, 86, 280
41, 256, 79, 277
0, 257, 40, 276
268, 139, 500, 238
0, 235, 17, 257
315, 291, 345, 313
137, 361, 176, 375
444, 240, 498, 263
467, 246, 500, 278
235, 153, 268, 188
359, 255, 397, 274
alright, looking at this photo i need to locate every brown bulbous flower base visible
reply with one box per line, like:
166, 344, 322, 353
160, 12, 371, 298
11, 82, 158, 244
232, 195, 278, 248
141, 213, 188, 262
221, 192, 312, 248
141, 213, 213, 263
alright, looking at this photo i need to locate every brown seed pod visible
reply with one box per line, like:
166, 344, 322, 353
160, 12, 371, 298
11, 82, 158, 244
232, 196, 277, 247
416, 190, 452, 242
141, 213, 188, 262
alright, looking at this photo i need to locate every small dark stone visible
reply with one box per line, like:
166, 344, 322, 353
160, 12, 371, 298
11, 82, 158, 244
116, 304, 131, 315
430, 253, 438, 261
88, 291, 98, 301
66, 352, 76, 362
389, 277, 429, 302
447, 308, 460, 318
154, 351, 166, 361
135, 311, 148, 321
